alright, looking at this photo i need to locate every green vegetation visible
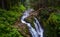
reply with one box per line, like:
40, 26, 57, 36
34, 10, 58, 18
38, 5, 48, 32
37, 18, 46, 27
0, 0, 60, 37
38, 7, 60, 37
0, 1, 26, 37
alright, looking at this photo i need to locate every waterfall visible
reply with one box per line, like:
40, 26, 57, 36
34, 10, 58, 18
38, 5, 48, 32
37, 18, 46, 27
21, 9, 44, 37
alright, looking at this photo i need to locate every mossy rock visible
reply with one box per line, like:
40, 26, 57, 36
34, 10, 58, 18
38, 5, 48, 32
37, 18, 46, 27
25, 17, 35, 28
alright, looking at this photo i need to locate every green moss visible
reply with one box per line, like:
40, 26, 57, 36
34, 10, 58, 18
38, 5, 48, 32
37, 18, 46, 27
25, 17, 35, 28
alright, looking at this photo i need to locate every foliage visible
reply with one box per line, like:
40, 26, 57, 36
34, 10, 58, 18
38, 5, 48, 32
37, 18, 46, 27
38, 8, 60, 37
0, 24, 23, 37
19, 5, 26, 11
10, 5, 26, 12
47, 13, 60, 37
0, 5, 25, 37
0, 0, 60, 37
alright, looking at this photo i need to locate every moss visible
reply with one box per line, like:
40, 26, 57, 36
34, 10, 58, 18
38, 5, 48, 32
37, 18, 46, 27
25, 17, 35, 28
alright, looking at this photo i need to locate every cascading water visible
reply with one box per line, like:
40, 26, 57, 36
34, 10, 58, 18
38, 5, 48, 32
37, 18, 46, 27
21, 0, 43, 37
21, 9, 44, 37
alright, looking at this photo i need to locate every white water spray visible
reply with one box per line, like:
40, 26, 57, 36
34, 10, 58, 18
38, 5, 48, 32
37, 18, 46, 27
21, 9, 44, 37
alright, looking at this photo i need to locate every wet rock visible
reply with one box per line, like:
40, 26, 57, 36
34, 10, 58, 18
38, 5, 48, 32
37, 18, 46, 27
14, 19, 31, 37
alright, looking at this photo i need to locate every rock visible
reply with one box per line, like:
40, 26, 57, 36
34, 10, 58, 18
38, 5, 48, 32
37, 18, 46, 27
14, 19, 31, 37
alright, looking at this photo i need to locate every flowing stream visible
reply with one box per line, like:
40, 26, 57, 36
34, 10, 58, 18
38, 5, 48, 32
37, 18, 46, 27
21, 9, 44, 37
